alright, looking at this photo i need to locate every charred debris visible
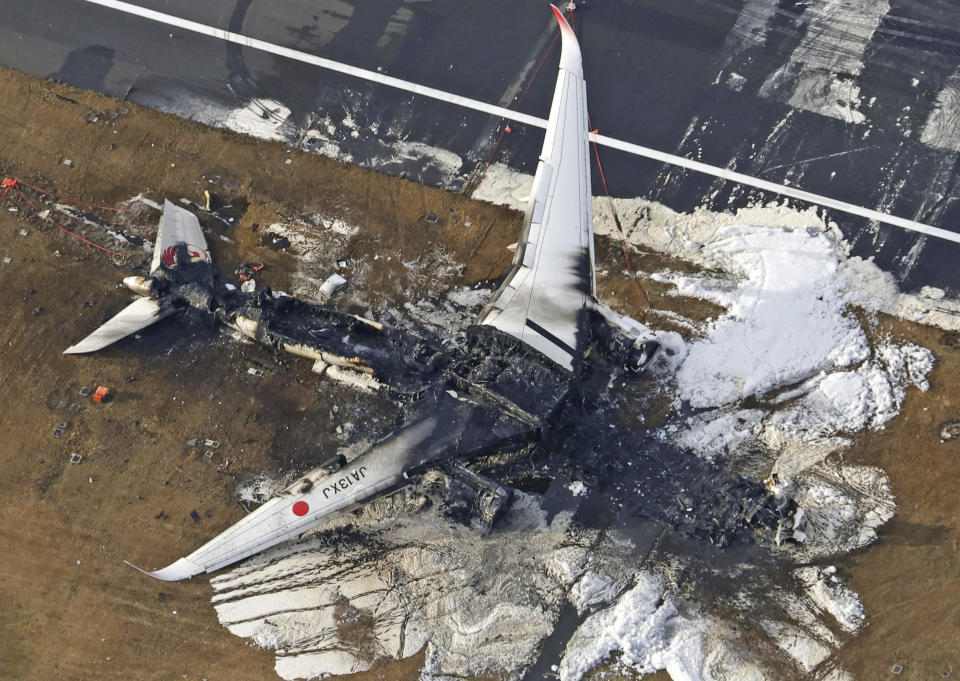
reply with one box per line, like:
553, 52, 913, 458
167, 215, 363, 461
135, 231, 800, 550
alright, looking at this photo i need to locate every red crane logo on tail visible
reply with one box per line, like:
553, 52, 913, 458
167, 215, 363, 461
161, 244, 211, 268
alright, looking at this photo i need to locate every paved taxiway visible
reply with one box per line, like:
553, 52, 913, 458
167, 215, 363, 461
3, 0, 960, 291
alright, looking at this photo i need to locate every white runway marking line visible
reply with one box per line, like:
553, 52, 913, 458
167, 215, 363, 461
82, 0, 960, 245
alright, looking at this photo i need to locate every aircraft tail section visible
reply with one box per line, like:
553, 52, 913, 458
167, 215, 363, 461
64, 200, 212, 354
151, 199, 211, 274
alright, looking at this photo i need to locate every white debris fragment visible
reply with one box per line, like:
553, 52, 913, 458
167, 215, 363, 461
324, 365, 380, 393
319, 273, 347, 299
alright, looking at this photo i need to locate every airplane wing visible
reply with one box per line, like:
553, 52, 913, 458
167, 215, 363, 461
63, 296, 175, 354
150, 199, 211, 274
129, 385, 546, 581
477, 6, 594, 372
132, 415, 437, 580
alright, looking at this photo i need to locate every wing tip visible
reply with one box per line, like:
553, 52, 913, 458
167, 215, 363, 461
123, 557, 204, 582
550, 4, 574, 34
549, 4, 582, 73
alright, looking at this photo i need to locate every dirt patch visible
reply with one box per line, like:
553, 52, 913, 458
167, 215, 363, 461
834, 317, 960, 680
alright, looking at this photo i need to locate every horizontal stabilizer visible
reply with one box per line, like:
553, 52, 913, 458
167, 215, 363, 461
63, 296, 174, 354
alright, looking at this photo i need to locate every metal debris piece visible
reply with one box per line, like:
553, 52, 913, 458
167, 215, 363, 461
79, 386, 91, 396
240, 278, 256, 293
19, 228, 28, 236
203, 439, 220, 448
186, 439, 198, 447
69, 403, 81, 413
940, 420, 960, 440
70, 453, 83, 464
892, 665, 904, 675
204, 450, 215, 459
247, 367, 263, 377
2, 256, 10, 264
424, 213, 438, 223
319, 273, 347, 299
57, 421, 68, 429
53, 428, 63, 438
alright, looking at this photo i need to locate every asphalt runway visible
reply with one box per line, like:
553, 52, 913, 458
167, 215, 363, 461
3, 0, 960, 292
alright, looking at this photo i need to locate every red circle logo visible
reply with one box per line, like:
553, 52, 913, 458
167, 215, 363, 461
292, 500, 309, 516
161, 244, 211, 268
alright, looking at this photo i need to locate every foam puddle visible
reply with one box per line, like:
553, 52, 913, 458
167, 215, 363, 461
207, 165, 953, 680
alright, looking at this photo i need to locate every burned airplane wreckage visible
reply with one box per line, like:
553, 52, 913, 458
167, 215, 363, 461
65, 7, 801, 581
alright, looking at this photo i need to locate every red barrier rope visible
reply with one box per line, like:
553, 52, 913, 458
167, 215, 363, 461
13, 178, 137, 213
588, 126, 652, 313
2, 178, 125, 257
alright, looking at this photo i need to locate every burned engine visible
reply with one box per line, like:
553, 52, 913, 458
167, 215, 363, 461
590, 308, 661, 373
